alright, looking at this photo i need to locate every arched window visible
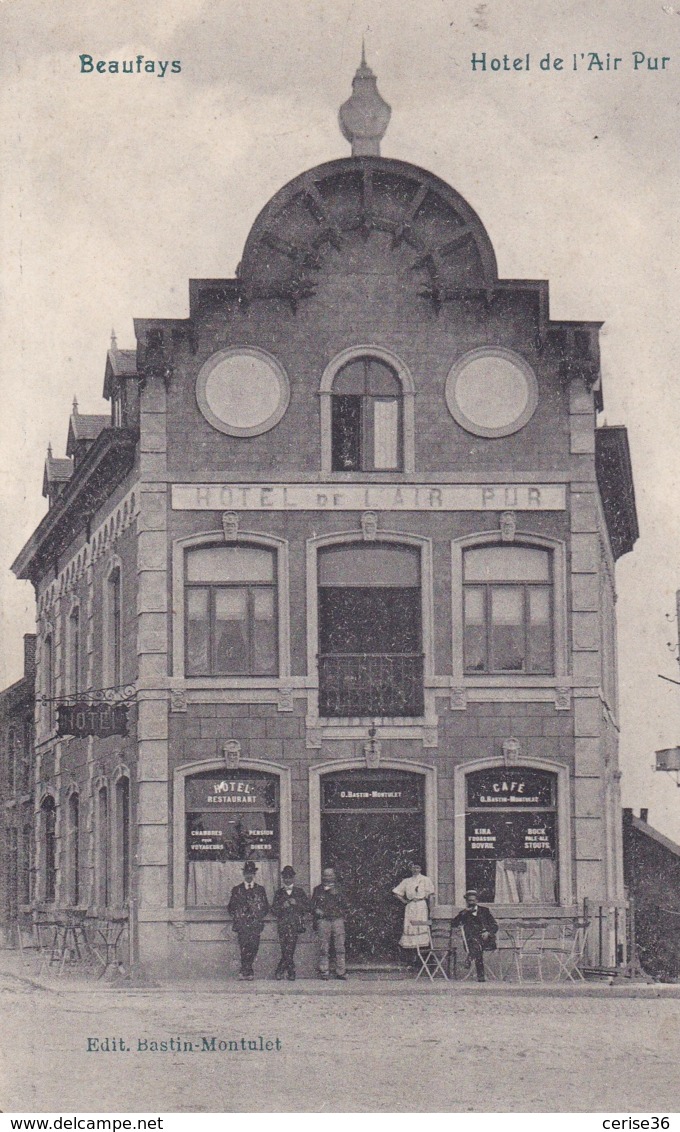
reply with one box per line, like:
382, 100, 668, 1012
67, 792, 80, 906
96, 785, 109, 906
19, 720, 32, 796
19, 821, 32, 905
43, 634, 54, 730
6, 728, 16, 793
465, 767, 558, 904
114, 776, 130, 905
41, 796, 57, 903
105, 567, 122, 687
185, 545, 277, 677
331, 356, 402, 471
68, 608, 81, 696
463, 545, 553, 674
317, 542, 423, 717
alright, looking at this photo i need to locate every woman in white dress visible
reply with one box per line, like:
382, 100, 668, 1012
392, 861, 435, 952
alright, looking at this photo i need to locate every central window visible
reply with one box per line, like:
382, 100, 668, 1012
185, 545, 277, 677
331, 356, 402, 471
318, 543, 423, 717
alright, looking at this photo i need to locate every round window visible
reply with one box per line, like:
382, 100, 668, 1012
445, 348, 538, 438
195, 348, 290, 437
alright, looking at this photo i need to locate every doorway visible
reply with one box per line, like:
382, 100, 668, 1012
320, 770, 426, 962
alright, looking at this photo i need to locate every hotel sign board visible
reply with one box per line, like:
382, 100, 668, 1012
56, 702, 129, 738
172, 482, 566, 513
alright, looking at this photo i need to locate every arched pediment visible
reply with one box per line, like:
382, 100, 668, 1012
239, 157, 497, 306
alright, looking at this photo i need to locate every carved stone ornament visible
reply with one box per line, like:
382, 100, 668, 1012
170, 921, 187, 943
502, 737, 521, 765
277, 687, 294, 713
222, 511, 240, 540
499, 511, 517, 543
364, 726, 382, 769
222, 739, 241, 769
422, 726, 438, 749
450, 686, 467, 711
170, 689, 188, 713
554, 687, 571, 711
361, 511, 379, 540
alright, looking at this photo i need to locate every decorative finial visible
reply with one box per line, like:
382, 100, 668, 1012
339, 47, 391, 156
72, 395, 79, 414
47, 441, 53, 458
110, 328, 118, 351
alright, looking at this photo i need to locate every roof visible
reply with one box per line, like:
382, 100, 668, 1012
103, 346, 137, 400
630, 813, 680, 860
595, 425, 639, 560
42, 453, 73, 497
66, 411, 110, 457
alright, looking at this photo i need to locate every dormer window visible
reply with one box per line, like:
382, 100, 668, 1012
331, 357, 402, 471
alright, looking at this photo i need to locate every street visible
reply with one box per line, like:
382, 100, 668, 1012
1, 963, 679, 1113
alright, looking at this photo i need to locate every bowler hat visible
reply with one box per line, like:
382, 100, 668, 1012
243, 861, 258, 875
281, 866, 296, 879
464, 888, 479, 898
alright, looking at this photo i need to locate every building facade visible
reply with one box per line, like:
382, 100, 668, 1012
0, 636, 36, 944
11, 62, 639, 976
623, 808, 680, 981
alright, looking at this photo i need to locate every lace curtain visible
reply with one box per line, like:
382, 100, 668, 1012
494, 858, 555, 904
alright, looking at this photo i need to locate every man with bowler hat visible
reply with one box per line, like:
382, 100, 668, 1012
272, 866, 310, 981
227, 861, 269, 980
452, 888, 498, 982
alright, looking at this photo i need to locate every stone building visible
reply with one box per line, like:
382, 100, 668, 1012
0, 636, 36, 944
11, 59, 638, 976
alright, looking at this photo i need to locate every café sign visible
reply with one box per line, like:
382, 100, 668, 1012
467, 769, 555, 808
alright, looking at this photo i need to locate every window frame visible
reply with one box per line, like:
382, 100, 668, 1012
66, 788, 80, 906
112, 769, 131, 906
95, 782, 110, 908
40, 795, 57, 904
453, 758, 572, 909
103, 560, 123, 690
172, 532, 291, 685
451, 531, 568, 695
463, 546, 554, 676
330, 357, 404, 473
184, 545, 279, 678
319, 346, 416, 475
68, 605, 82, 696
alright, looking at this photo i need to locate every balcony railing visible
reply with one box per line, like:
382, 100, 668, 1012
318, 653, 425, 718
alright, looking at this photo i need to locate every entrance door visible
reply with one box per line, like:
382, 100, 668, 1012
320, 770, 426, 962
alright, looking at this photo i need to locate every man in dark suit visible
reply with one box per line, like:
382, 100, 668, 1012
227, 861, 269, 980
272, 865, 310, 981
452, 888, 498, 982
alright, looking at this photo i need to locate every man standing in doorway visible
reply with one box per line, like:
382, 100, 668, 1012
227, 861, 269, 980
272, 865, 310, 981
452, 888, 498, 982
311, 866, 349, 980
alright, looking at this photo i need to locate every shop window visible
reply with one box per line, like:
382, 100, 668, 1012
96, 785, 109, 906
185, 546, 277, 677
41, 797, 56, 903
114, 776, 130, 905
465, 767, 558, 904
463, 545, 553, 674
67, 792, 80, 906
318, 543, 423, 717
185, 771, 280, 906
331, 357, 402, 471
68, 608, 81, 696
106, 568, 122, 687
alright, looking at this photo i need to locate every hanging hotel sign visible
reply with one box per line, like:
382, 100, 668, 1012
172, 482, 566, 512
56, 702, 129, 738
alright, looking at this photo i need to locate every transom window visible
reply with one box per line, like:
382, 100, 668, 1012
331, 357, 402, 471
185, 545, 277, 677
463, 545, 553, 674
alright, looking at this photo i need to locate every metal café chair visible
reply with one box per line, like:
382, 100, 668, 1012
414, 920, 453, 981
542, 920, 589, 982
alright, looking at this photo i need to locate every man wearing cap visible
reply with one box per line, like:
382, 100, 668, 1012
227, 861, 270, 980
311, 867, 349, 980
272, 866, 310, 981
452, 889, 498, 982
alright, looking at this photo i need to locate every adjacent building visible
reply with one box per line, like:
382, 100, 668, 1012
623, 808, 680, 981
0, 636, 36, 944
10, 60, 639, 976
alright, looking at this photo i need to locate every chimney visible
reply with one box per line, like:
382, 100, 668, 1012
639, 808, 649, 823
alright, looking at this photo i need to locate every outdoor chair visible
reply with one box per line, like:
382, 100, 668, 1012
414, 919, 455, 981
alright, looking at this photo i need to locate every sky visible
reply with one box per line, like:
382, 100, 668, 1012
1, 0, 679, 836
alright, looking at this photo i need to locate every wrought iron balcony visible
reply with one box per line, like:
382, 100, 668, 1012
318, 653, 425, 718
